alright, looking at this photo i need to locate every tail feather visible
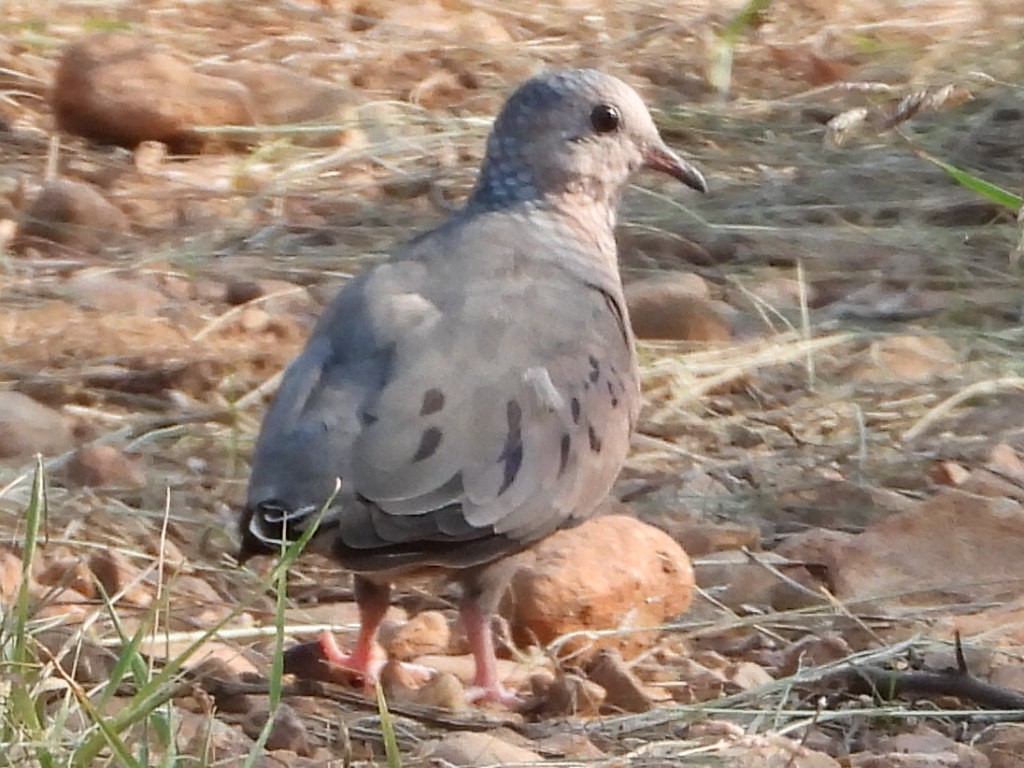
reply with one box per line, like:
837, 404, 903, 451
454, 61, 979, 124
236, 500, 317, 563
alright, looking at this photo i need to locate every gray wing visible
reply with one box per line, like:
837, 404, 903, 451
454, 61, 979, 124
245, 217, 638, 574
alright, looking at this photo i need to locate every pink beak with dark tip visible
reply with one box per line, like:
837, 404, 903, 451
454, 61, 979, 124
643, 142, 708, 193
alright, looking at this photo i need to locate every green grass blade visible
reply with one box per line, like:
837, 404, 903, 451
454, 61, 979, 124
375, 683, 402, 768
13, 458, 47, 667
3, 458, 54, 768
915, 149, 1023, 212
721, 0, 772, 42
242, 483, 337, 766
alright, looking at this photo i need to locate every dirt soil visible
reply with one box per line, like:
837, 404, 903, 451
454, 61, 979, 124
2, 1, 1024, 766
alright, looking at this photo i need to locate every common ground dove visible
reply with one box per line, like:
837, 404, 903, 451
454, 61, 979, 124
240, 69, 706, 705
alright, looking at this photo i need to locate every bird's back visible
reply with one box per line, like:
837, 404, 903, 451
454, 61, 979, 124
243, 203, 639, 576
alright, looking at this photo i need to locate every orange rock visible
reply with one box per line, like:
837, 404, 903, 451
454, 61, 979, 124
88, 549, 153, 607
505, 515, 694, 660
380, 610, 452, 661
51, 33, 251, 151
928, 460, 970, 487
21, 179, 128, 249
987, 443, 1024, 481
0, 548, 24, 603
0, 391, 75, 461
35, 557, 96, 599
625, 277, 732, 342
33, 587, 93, 623
849, 334, 959, 383
64, 444, 146, 489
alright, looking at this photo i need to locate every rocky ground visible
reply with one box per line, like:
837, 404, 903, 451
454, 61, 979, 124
1, 1, 1024, 766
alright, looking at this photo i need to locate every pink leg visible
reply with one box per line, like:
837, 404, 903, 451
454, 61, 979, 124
460, 599, 521, 707
318, 578, 391, 684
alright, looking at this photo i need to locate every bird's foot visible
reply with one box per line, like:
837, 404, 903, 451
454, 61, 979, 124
465, 681, 524, 709
318, 632, 437, 691
317, 630, 387, 686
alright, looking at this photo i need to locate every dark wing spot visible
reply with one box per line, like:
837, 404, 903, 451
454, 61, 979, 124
506, 399, 522, 433
607, 380, 618, 408
570, 397, 581, 424
497, 399, 525, 496
413, 426, 443, 461
559, 433, 571, 475
588, 425, 602, 453
588, 355, 600, 383
497, 443, 523, 496
420, 388, 445, 416
360, 410, 379, 426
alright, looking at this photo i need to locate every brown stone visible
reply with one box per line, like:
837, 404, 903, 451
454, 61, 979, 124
64, 273, 168, 315
412, 653, 547, 695
978, 723, 1024, 768
659, 518, 761, 557
0, 391, 75, 462
748, 276, 817, 310
780, 489, 1024, 606
534, 732, 606, 759
618, 229, 716, 270
198, 62, 354, 144
51, 33, 251, 151
242, 704, 311, 756
536, 671, 606, 716
34, 628, 118, 685
419, 731, 541, 767
506, 515, 694, 660
21, 179, 128, 249
625, 277, 732, 342
64, 444, 146, 489
695, 550, 815, 611
176, 711, 254, 763
88, 549, 153, 607
586, 649, 652, 712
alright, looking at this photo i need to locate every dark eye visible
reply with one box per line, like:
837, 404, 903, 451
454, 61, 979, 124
590, 104, 621, 133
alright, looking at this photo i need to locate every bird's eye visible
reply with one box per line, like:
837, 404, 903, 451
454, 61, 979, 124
590, 104, 621, 134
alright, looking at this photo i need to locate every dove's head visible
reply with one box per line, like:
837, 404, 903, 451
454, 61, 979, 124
471, 69, 706, 213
